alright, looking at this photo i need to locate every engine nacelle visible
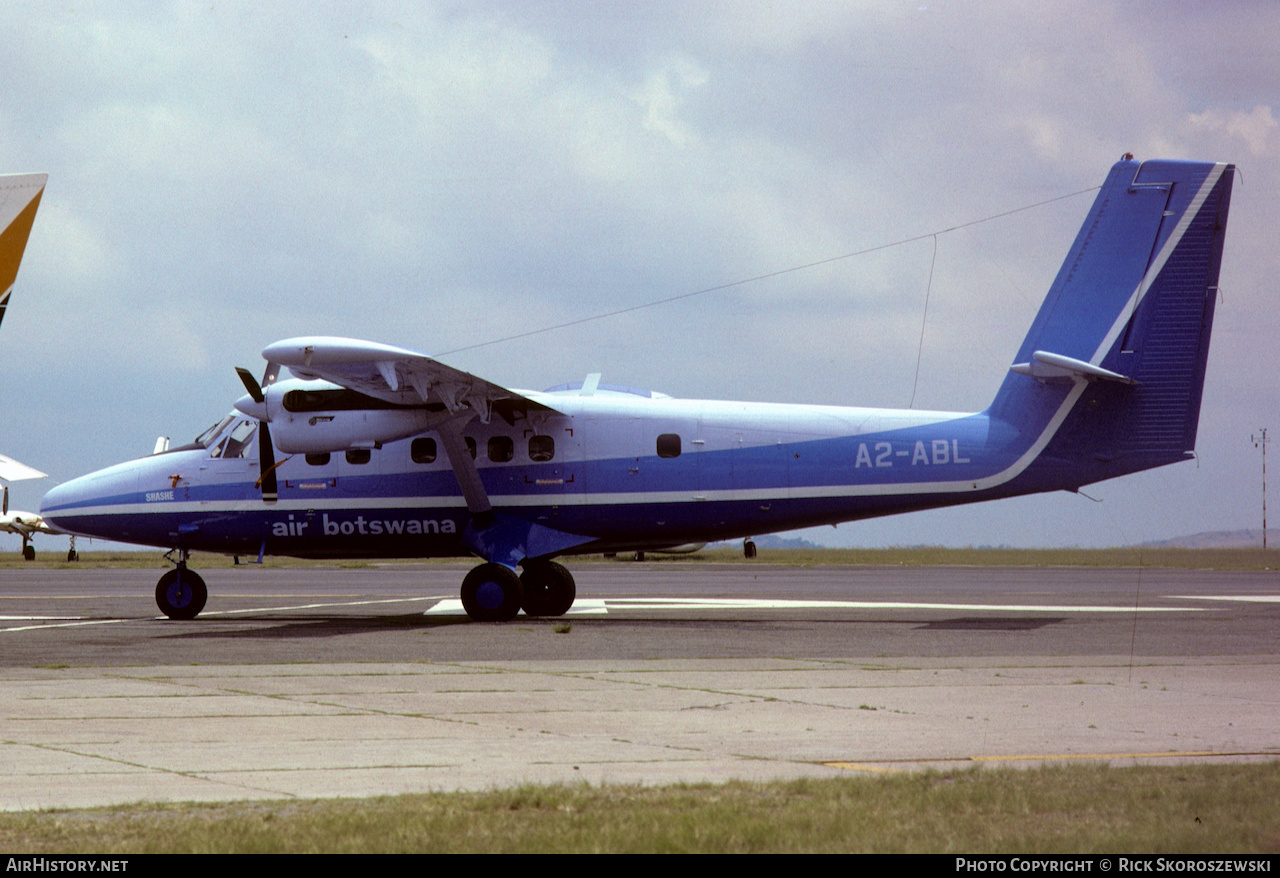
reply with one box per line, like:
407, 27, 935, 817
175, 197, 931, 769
236, 378, 449, 454
268, 407, 442, 453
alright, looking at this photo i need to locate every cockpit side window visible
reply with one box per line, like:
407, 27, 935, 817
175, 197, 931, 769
212, 421, 258, 459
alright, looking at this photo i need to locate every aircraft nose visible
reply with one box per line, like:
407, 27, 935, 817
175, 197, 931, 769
40, 479, 71, 516
39, 475, 86, 527
234, 394, 266, 420
39, 461, 139, 536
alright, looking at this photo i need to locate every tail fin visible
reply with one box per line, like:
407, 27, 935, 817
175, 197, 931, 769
0, 173, 48, 330
989, 156, 1234, 486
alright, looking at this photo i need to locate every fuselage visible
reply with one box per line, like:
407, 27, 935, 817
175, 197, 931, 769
41, 381, 1037, 559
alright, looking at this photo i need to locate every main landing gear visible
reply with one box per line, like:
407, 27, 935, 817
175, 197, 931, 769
459, 559, 577, 622
519, 559, 576, 618
155, 553, 207, 620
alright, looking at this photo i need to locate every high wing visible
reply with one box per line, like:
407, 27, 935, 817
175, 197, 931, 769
262, 336, 563, 424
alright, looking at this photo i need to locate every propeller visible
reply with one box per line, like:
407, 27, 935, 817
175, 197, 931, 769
236, 364, 284, 504
2, 485, 7, 516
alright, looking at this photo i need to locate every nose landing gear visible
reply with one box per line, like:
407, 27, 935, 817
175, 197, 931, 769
155, 551, 207, 620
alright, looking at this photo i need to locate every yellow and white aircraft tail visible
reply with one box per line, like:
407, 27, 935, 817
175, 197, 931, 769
0, 173, 48, 488
0, 172, 48, 330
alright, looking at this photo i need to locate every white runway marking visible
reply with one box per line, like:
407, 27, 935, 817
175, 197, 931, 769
0, 597, 443, 633
1, 618, 134, 633
204, 597, 439, 616
422, 597, 1205, 616
1, 594, 1228, 631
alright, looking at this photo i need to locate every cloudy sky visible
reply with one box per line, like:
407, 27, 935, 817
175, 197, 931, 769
1, 1, 1276, 551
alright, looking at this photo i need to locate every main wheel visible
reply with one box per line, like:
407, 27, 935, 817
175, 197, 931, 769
744, 539, 757, 559
520, 560, 576, 617
22, 545, 35, 561
460, 563, 524, 622
155, 567, 208, 620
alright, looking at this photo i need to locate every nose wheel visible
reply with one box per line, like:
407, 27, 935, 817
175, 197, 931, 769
155, 566, 208, 620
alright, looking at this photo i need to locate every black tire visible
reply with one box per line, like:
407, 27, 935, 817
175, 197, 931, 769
155, 567, 208, 620
22, 545, 34, 561
460, 563, 524, 622
67, 550, 79, 562
744, 539, 757, 559
634, 551, 645, 562
520, 560, 576, 617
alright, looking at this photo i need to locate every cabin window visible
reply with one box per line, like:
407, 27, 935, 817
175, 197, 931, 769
305, 452, 331, 466
464, 437, 477, 459
488, 436, 514, 463
411, 437, 437, 464
345, 449, 371, 465
528, 435, 555, 462
656, 433, 681, 458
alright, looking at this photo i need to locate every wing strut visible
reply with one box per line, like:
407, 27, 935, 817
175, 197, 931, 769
436, 415, 492, 519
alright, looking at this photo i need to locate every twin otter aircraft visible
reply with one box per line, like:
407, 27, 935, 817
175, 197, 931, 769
42, 156, 1235, 622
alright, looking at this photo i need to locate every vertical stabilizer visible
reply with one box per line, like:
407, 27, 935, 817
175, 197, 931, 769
0, 173, 48, 330
990, 157, 1234, 486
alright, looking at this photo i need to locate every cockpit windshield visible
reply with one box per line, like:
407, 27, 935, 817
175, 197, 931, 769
193, 414, 237, 449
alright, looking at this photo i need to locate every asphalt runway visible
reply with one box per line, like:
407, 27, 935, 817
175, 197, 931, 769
2, 562, 1279, 810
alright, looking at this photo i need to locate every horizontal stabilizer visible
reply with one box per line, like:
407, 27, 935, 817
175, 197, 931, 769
1009, 350, 1136, 385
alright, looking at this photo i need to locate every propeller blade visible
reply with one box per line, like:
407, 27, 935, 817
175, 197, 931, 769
257, 422, 278, 503
2, 485, 7, 516
236, 367, 264, 404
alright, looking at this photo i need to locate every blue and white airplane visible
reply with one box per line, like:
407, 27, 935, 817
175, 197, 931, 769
41, 156, 1235, 621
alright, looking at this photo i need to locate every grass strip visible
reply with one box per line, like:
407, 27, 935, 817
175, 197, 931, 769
3, 762, 1279, 853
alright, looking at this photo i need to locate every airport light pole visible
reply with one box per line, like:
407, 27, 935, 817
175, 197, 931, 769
1253, 428, 1268, 549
